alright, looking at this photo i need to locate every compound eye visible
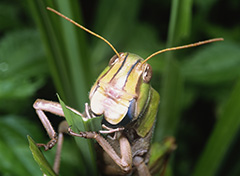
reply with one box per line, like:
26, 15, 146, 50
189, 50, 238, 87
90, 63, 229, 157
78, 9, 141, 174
108, 54, 119, 66
142, 64, 152, 83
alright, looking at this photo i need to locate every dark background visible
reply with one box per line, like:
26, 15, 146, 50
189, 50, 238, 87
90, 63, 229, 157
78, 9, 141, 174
0, 0, 240, 175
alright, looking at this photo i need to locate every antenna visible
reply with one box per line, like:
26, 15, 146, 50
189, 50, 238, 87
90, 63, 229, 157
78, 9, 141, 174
47, 7, 120, 59
141, 38, 224, 65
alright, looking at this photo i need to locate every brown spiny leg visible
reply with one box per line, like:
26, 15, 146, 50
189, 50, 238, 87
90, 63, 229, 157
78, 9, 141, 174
33, 99, 83, 174
133, 156, 151, 176
52, 120, 69, 174
68, 127, 132, 174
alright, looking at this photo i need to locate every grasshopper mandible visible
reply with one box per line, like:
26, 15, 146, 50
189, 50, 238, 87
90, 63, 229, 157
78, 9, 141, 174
33, 7, 223, 176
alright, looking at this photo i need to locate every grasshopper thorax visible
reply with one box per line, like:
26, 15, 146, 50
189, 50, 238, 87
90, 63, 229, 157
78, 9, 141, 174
89, 52, 152, 128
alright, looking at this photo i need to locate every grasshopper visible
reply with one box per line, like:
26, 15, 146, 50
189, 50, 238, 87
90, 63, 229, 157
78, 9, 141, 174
33, 7, 223, 176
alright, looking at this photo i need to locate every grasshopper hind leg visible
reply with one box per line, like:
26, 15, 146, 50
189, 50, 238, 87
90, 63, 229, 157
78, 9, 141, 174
133, 156, 151, 176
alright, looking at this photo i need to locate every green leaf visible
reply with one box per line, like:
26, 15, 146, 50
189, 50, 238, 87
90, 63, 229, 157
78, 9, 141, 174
92, 0, 141, 63
0, 29, 47, 113
192, 78, 240, 176
0, 116, 44, 176
55, 0, 92, 109
27, 0, 93, 110
181, 42, 240, 85
0, 3, 21, 31
58, 95, 101, 175
167, 0, 192, 46
154, 0, 191, 141
149, 137, 176, 175
0, 29, 46, 79
27, 0, 72, 107
154, 58, 184, 140
28, 136, 57, 176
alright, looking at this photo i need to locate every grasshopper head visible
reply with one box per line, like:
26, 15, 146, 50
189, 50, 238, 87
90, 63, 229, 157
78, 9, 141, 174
46, 7, 223, 129
89, 52, 152, 128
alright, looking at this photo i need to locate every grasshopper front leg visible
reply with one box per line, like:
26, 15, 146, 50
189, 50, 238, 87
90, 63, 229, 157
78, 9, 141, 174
68, 128, 132, 174
33, 100, 64, 149
33, 99, 83, 174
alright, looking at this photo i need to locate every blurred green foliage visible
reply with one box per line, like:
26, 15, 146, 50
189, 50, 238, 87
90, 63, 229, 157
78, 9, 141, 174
0, 0, 240, 175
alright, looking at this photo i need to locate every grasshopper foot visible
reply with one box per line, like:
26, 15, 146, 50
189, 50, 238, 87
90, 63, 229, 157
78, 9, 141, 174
37, 134, 58, 151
